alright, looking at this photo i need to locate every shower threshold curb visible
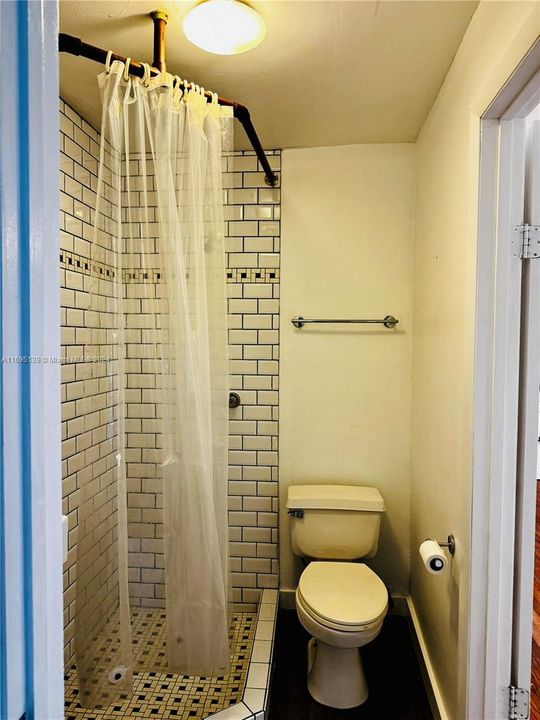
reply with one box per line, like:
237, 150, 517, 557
205, 589, 278, 720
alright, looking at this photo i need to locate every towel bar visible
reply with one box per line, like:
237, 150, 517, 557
291, 315, 399, 329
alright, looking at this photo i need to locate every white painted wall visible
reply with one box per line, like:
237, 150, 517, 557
411, 3, 540, 719
279, 144, 415, 597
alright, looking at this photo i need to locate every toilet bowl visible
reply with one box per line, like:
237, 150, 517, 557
295, 560, 388, 708
286, 484, 387, 708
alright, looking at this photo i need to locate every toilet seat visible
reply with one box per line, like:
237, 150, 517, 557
297, 562, 388, 632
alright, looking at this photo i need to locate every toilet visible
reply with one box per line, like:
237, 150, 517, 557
286, 484, 387, 709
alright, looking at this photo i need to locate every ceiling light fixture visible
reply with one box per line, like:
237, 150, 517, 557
183, 0, 266, 56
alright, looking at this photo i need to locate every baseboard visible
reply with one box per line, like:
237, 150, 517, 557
389, 592, 408, 616
406, 597, 449, 720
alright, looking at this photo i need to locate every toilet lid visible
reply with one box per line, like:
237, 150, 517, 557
297, 562, 388, 628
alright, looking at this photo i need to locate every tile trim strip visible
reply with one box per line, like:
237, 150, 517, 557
205, 589, 278, 720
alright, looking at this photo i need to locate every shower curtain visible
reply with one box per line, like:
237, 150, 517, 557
75, 60, 233, 706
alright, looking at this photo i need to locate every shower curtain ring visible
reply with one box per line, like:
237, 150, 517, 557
123, 58, 131, 82
105, 50, 113, 74
172, 75, 183, 100
142, 63, 151, 87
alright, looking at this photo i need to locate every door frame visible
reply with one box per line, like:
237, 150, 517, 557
512, 102, 540, 695
470, 40, 540, 720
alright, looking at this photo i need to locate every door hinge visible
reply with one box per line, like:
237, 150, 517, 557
513, 224, 540, 259
509, 685, 530, 719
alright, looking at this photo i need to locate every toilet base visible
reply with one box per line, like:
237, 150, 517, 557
306, 637, 368, 709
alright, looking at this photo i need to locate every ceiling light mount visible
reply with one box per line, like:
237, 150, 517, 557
150, 9, 169, 72
183, 0, 266, 56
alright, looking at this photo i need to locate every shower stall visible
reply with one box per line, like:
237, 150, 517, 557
60, 11, 280, 720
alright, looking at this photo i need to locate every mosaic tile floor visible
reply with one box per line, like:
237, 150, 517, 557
65, 610, 256, 720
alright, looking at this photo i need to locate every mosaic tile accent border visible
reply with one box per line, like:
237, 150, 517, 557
226, 269, 279, 284
60, 248, 279, 286
60, 250, 115, 279
123, 268, 161, 283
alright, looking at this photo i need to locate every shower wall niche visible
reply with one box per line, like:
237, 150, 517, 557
60, 99, 281, 665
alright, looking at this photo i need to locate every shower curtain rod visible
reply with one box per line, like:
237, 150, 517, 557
58, 31, 279, 188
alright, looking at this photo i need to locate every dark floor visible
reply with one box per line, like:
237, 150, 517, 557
268, 610, 433, 720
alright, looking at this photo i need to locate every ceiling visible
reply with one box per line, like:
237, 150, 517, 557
59, 0, 478, 149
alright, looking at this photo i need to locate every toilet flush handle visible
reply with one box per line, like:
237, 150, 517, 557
288, 509, 304, 518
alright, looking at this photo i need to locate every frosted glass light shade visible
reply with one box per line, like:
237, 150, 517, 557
183, 0, 266, 55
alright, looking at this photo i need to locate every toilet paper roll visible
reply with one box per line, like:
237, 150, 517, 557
419, 539, 448, 574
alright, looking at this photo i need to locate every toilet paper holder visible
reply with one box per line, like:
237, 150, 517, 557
426, 534, 456, 556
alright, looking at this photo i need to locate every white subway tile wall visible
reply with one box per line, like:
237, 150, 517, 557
225, 153, 281, 610
60, 99, 121, 667
60, 99, 281, 665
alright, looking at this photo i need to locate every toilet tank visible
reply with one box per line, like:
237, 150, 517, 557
286, 485, 385, 560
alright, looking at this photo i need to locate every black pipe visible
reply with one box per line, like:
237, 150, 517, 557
58, 32, 279, 187
233, 104, 279, 187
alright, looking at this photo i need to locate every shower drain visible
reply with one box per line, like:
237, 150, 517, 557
108, 665, 127, 684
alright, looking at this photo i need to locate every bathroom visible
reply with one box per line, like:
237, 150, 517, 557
0, 1, 539, 719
